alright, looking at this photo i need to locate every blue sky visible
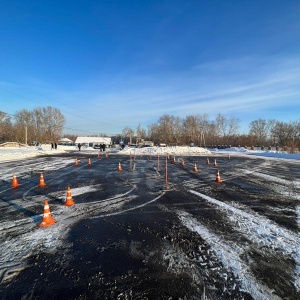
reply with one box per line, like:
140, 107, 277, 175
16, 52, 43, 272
0, 0, 299, 135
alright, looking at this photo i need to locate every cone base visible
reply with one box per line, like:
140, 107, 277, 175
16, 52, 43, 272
215, 179, 222, 183
65, 201, 75, 207
39, 218, 56, 227
39, 183, 46, 187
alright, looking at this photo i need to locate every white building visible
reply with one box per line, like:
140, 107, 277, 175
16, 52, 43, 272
58, 138, 74, 145
75, 136, 112, 147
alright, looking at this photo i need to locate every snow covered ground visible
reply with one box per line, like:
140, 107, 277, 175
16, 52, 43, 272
1, 144, 299, 162
1, 144, 300, 298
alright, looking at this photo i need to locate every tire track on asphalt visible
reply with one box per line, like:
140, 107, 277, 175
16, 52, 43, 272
0, 182, 138, 284
189, 190, 300, 294
177, 210, 282, 300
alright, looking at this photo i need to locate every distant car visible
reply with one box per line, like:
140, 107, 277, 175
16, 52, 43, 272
93, 144, 101, 149
129, 144, 138, 148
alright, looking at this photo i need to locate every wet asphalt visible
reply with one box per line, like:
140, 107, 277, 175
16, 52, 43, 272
0, 151, 299, 299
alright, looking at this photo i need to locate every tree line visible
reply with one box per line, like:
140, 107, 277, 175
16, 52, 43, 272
0, 106, 65, 145
1, 108, 299, 151
119, 114, 300, 151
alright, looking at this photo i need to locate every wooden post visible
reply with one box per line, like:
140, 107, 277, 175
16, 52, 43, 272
165, 156, 168, 189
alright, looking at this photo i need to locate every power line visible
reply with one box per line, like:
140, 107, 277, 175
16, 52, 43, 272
0, 110, 118, 136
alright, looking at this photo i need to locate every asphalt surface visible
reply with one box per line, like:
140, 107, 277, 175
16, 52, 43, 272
0, 151, 299, 299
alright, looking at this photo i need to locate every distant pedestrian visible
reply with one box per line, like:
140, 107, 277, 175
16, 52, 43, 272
54, 143, 57, 150
51, 143, 54, 150
78, 143, 81, 151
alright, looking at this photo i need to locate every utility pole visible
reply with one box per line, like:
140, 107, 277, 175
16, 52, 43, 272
25, 126, 27, 145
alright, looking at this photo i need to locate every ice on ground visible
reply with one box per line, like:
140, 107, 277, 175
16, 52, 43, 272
189, 190, 300, 292
239, 169, 300, 188
177, 210, 281, 300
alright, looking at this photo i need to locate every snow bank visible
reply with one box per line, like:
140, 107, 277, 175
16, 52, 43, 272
0, 145, 75, 162
119, 146, 211, 156
0, 144, 299, 163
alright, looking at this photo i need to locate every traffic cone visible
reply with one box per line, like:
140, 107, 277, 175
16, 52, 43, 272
39, 172, 46, 187
172, 156, 176, 163
65, 186, 75, 206
75, 158, 78, 166
213, 159, 218, 167
181, 160, 185, 167
118, 162, 122, 172
215, 170, 222, 183
39, 200, 56, 227
105, 153, 108, 158
88, 158, 92, 166
11, 174, 20, 187
98, 153, 100, 158
206, 158, 210, 165
193, 163, 198, 172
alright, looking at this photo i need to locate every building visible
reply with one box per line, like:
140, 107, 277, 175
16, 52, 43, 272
75, 136, 112, 148
58, 138, 74, 145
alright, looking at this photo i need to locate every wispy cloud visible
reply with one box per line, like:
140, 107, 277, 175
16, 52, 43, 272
1, 55, 299, 134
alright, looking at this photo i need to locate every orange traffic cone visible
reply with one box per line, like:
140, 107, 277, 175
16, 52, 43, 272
75, 158, 79, 166
172, 156, 176, 163
213, 159, 218, 167
39, 200, 56, 227
118, 162, 122, 172
193, 163, 198, 172
11, 174, 20, 187
215, 170, 222, 183
65, 186, 75, 206
88, 158, 92, 166
39, 172, 46, 187
98, 153, 100, 158
206, 158, 210, 165
181, 160, 185, 167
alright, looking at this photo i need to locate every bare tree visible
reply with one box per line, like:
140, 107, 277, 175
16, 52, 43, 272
249, 119, 271, 146
147, 124, 160, 145
14, 106, 65, 143
135, 124, 147, 145
0, 111, 13, 143
122, 126, 134, 144
172, 116, 182, 145
183, 115, 198, 144
272, 121, 293, 147
215, 113, 227, 139
227, 116, 240, 145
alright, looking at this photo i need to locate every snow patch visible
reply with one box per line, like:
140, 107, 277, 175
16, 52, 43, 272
177, 210, 281, 300
189, 190, 300, 292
